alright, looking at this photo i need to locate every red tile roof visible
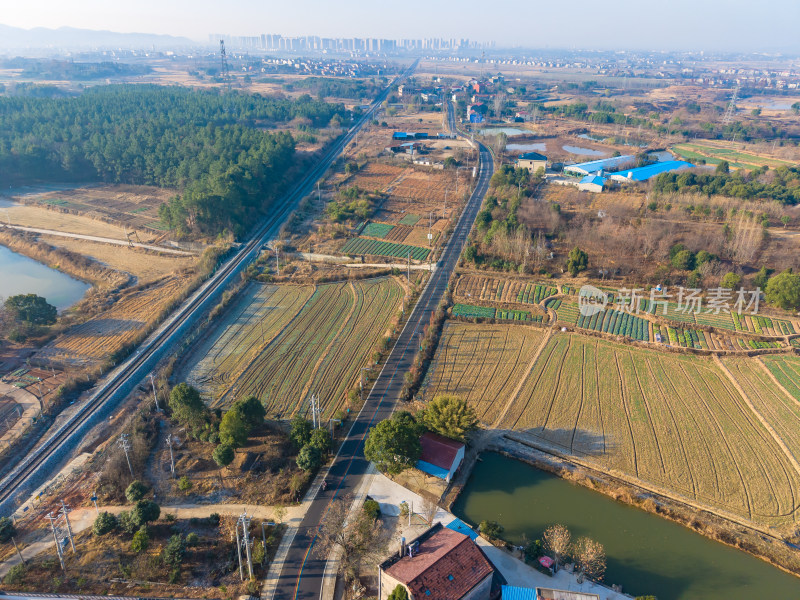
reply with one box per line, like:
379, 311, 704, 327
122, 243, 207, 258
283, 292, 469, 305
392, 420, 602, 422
419, 432, 463, 471
385, 526, 494, 600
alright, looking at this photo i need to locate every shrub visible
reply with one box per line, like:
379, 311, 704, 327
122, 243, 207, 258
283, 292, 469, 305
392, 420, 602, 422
219, 409, 249, 448
185, 532, 200, 547
671, 249, 695, 271
125, 480, 150, 503
92, 511, 118, 536
289, 415, 313, 449
296, 444, 322, 472
162, 534, 185, 568
132, 499, 160, 528
3, 563, 25, 585
720, 272, 742, 290
363, 499, 381, 521
479, 520, 504, 540
118, 511, 137, 535
213, 443, 235, 467
252, 541, 266, 564
131, 526, 150, 553
208, 513, 221, 526
566, 247, 588, 276
0, 516, 17, 542
388, 584, 409, 600
178, 476, 192, 492
309, 427, 332, 454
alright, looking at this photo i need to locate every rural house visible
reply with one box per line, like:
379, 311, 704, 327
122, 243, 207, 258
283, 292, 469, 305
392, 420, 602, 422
379, 523, 501, 600
515, 152, 547, 174
416, 432, 465, 482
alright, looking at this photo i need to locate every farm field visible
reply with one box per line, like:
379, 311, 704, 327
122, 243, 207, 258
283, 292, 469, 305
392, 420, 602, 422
345, 163, 407, 193
455, 275, 557, 305
0, 203, 135, 240
182, 277, 403, 419
341, 237, 430, 260
761, 355, 800, 402
35, 274, 193, 368
722, 357, 800, 468
671, 142, 796, 170
421, 322, 545, 422
7, 184, 173, 235
491, 332, 800, 526
42, 236, 197, 283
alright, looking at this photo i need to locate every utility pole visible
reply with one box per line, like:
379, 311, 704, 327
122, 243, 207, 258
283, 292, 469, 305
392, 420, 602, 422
407, 250, 411, 282
443, 188, 448, 219
149, 373, 160, 411
90, 492, 99, 515
117, 434, 134, 479
235, 519, 244, 581
236, 512, 254, 580
46, 512, 65, 571
60, 500, 76, 554
360, 367, 369, 405
166, 434, 175, 477
11, 537, 24, 565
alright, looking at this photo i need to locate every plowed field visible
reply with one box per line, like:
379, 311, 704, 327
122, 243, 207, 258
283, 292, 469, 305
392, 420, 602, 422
182, 278, 403, 419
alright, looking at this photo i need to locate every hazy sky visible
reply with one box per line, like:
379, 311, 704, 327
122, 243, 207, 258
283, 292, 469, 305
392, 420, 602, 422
3, 0, 799, 51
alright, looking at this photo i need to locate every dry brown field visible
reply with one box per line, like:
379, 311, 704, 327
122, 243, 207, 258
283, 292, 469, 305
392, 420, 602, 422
7, 184, 173, 236
35, 274, 193, 369
41, 236, 197, 284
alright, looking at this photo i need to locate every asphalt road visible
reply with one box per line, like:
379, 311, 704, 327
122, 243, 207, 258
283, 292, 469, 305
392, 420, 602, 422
274, 104, 493, 600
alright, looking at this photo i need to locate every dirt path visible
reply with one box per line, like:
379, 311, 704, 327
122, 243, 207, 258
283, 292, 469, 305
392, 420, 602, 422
0, 223, 194, 255
491, 327, 553, 428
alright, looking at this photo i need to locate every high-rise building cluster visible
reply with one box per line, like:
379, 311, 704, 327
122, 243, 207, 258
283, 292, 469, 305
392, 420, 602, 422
208, 33, 492, 54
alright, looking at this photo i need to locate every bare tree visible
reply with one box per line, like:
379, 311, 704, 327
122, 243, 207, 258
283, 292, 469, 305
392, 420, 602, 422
420, 496, 439, 525
571, 536, 606, 581
314, 496, 386, 584
727, 213, 763, 264
542, 524, 571, 569
493, 93, 507, 121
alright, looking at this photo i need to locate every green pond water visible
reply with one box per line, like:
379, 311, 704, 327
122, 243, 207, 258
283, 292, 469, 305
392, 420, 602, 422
452, 452, 800, 600
0, 244, 89, 310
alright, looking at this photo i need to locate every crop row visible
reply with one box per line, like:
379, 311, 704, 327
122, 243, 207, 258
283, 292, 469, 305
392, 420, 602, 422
341, 236, 430, 260
498, 333, 800, 525
497, 310, 543, 323
452, 304, 496, 319
455, 275, 557, 305
361, 222, 395, 238
576, 309, 650, 341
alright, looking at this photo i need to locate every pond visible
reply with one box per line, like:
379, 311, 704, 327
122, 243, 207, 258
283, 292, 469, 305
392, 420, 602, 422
507, 143, 547, 152
478, 127, 528, 137
0, 244, 90, 311
562, 145, 608, 157
452, 452, 800, 600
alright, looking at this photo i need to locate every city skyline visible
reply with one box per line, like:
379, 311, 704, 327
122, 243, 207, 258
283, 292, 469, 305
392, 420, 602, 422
2, 0, 799, 52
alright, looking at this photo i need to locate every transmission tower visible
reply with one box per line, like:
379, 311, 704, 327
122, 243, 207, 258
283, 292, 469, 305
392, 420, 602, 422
220, 39, 230, 84
721, 84, 739, 125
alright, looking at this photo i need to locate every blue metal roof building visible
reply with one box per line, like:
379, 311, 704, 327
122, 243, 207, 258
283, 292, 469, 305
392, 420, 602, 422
446, 518, 479, 540
501, 585, 537, 600
562, 155, 635, 176
609, 160, 694, 182
579, 175, 607, 186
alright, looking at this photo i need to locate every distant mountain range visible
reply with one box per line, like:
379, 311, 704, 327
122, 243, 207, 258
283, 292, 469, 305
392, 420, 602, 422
0, 24, 197, 50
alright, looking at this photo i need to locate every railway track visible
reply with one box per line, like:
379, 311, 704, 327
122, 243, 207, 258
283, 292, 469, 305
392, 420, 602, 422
0, 60, 418, 515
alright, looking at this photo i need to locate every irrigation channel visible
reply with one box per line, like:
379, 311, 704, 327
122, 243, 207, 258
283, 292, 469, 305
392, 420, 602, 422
453, 452, 800, 600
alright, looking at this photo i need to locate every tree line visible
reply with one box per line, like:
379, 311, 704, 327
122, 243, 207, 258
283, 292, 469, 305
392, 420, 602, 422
652, 165, 800, 205
0, 85, 348, 236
